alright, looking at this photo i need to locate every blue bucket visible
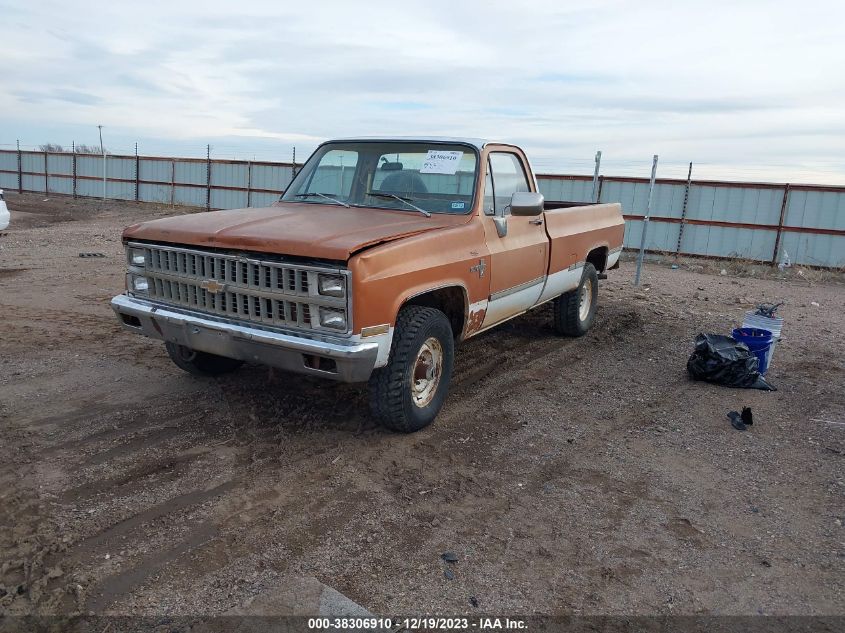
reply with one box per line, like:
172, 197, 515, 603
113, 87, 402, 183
732, 327, 774, 375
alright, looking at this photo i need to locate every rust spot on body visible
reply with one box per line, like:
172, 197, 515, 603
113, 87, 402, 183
466, 308, 486, 335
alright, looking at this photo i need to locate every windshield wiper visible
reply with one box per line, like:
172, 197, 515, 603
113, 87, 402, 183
293, 192, 350, 208
366, 191, 431, 217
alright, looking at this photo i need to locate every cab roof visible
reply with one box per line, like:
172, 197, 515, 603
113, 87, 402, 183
328, 136, 506, 150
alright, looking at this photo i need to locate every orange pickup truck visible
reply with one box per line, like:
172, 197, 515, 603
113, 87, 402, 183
112, 138, 624, 431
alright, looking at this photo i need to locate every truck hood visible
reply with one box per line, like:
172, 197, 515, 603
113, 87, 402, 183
123, 202, 471, 261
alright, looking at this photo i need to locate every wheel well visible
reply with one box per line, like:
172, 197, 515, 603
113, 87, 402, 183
587, 246, 608, 272
403, 286, 466, 337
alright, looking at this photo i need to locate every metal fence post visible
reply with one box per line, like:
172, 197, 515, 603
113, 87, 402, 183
99, 125, 106, 200
44, 150, 49, 195
675, 162, 693, 256
634, 155, 658, 286
291, 146, 297, 180
206, 144, 211, 211
16, 140, 22, 193
170, 160, 175, 207
591, 150, 602, 202
246, 160, 252, 207
771, 184, 791, 266
134, 142, 139, 201
72, 142, 77, 198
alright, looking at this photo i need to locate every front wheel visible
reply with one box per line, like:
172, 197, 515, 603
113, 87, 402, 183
553, 263, 599, 336
165, 342, 244, 376
368, 306, 454, 433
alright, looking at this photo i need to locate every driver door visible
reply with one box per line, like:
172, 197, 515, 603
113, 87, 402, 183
480, 150, 548, 328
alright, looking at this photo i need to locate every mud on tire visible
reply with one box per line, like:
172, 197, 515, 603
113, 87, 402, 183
368, 306, 454, 433
553, 263, 599, 337
165, 342, 244, 376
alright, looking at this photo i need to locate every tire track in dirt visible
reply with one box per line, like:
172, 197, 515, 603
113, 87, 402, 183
37, 412, 201, 455
0, 302, 117, 328
82, 425, 187, 466
84, 521, 220, 612
60, 448, 211, 504
67, 481, 238, 561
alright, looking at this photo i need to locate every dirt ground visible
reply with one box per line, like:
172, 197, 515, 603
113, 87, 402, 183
1, 192, 843, 618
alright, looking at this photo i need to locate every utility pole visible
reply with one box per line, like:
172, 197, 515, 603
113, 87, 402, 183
98, 125, 106, 200
634, 155, 659, 286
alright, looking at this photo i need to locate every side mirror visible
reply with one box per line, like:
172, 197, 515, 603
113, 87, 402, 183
510, 191, 544, 216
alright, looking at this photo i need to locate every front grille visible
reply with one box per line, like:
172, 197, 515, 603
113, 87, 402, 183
129, 242, 349, 332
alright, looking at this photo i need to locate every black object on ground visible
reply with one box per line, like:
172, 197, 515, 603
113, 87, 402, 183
728, 411, 747, 431
444, 569, 455, 580
78, 252, 106, 258
755, 302, 783, 318
687, 334, 776, 390
441, 552, 458, 563
727, 407, 754, 431
470, 596, 479, 608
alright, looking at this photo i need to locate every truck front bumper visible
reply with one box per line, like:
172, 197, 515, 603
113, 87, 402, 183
110, 293, 379, 382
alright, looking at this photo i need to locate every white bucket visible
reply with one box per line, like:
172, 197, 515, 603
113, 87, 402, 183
742, 311, 784, 369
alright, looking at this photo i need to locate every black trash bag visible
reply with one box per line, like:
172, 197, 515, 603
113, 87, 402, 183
687, 333, 776, 391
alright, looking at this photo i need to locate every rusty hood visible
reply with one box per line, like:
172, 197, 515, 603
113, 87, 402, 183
123, 202, 471, 261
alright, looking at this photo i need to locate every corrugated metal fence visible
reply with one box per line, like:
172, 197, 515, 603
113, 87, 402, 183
1, 149, 842, 268
538, 174, 845, 269
0, 150, 292, 210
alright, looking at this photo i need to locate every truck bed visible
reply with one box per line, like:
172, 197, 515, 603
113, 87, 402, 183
542, 202, 625, 272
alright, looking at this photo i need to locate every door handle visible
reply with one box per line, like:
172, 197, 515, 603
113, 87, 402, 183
529, 219, 543, 225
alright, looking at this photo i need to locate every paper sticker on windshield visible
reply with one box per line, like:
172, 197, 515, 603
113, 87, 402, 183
420, 150, 463, 175
451, 202, 465, 210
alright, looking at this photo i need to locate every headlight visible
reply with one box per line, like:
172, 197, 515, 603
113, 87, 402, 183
130, 275, 149, 293
319, 308, 346, 330
128, 248, 146, 267
317, 274, 344, 297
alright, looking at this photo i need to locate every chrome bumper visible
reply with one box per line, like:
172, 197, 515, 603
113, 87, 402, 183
110, 293, 378, 382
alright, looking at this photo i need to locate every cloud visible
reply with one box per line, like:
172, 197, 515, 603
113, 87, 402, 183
0, 0, 843, 182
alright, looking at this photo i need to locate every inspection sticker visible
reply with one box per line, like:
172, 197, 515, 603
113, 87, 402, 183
451, 201, 465, 210
420, 150, 463, 175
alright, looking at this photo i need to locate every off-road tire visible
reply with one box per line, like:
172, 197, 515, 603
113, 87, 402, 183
368, 306, 454, 433
553, 263, 599, 336
165, 342, 244, 376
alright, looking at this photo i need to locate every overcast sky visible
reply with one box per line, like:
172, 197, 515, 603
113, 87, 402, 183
1, 0, 843, 182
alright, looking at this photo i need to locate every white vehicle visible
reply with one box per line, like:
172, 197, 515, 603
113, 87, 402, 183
0, 190, 9, 231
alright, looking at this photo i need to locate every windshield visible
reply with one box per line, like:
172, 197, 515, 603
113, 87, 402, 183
281, 141, 478, 215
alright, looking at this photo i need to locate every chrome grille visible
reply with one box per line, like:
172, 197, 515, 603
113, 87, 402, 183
128, 242, 349, 333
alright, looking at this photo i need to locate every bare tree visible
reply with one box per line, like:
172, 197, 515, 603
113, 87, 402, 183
75, 144, 109, 155
37, 143, 110, 154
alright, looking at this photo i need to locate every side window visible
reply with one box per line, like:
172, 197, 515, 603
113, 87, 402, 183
486, 153, 530, 215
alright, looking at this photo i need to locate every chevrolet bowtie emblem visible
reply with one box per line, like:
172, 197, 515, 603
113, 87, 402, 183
200, 279, 226, 294
470, 259, 486, 278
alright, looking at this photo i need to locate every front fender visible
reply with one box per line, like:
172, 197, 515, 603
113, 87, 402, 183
349, 222, 490, 334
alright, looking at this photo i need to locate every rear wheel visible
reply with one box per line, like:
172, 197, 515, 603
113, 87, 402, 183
368, 306, 454, 433
553, 263, 599, 336
165, 342, 243, 376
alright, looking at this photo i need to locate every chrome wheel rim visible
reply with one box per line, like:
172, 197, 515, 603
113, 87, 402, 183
411, 337, 443, 408
579, 278, 593, 321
